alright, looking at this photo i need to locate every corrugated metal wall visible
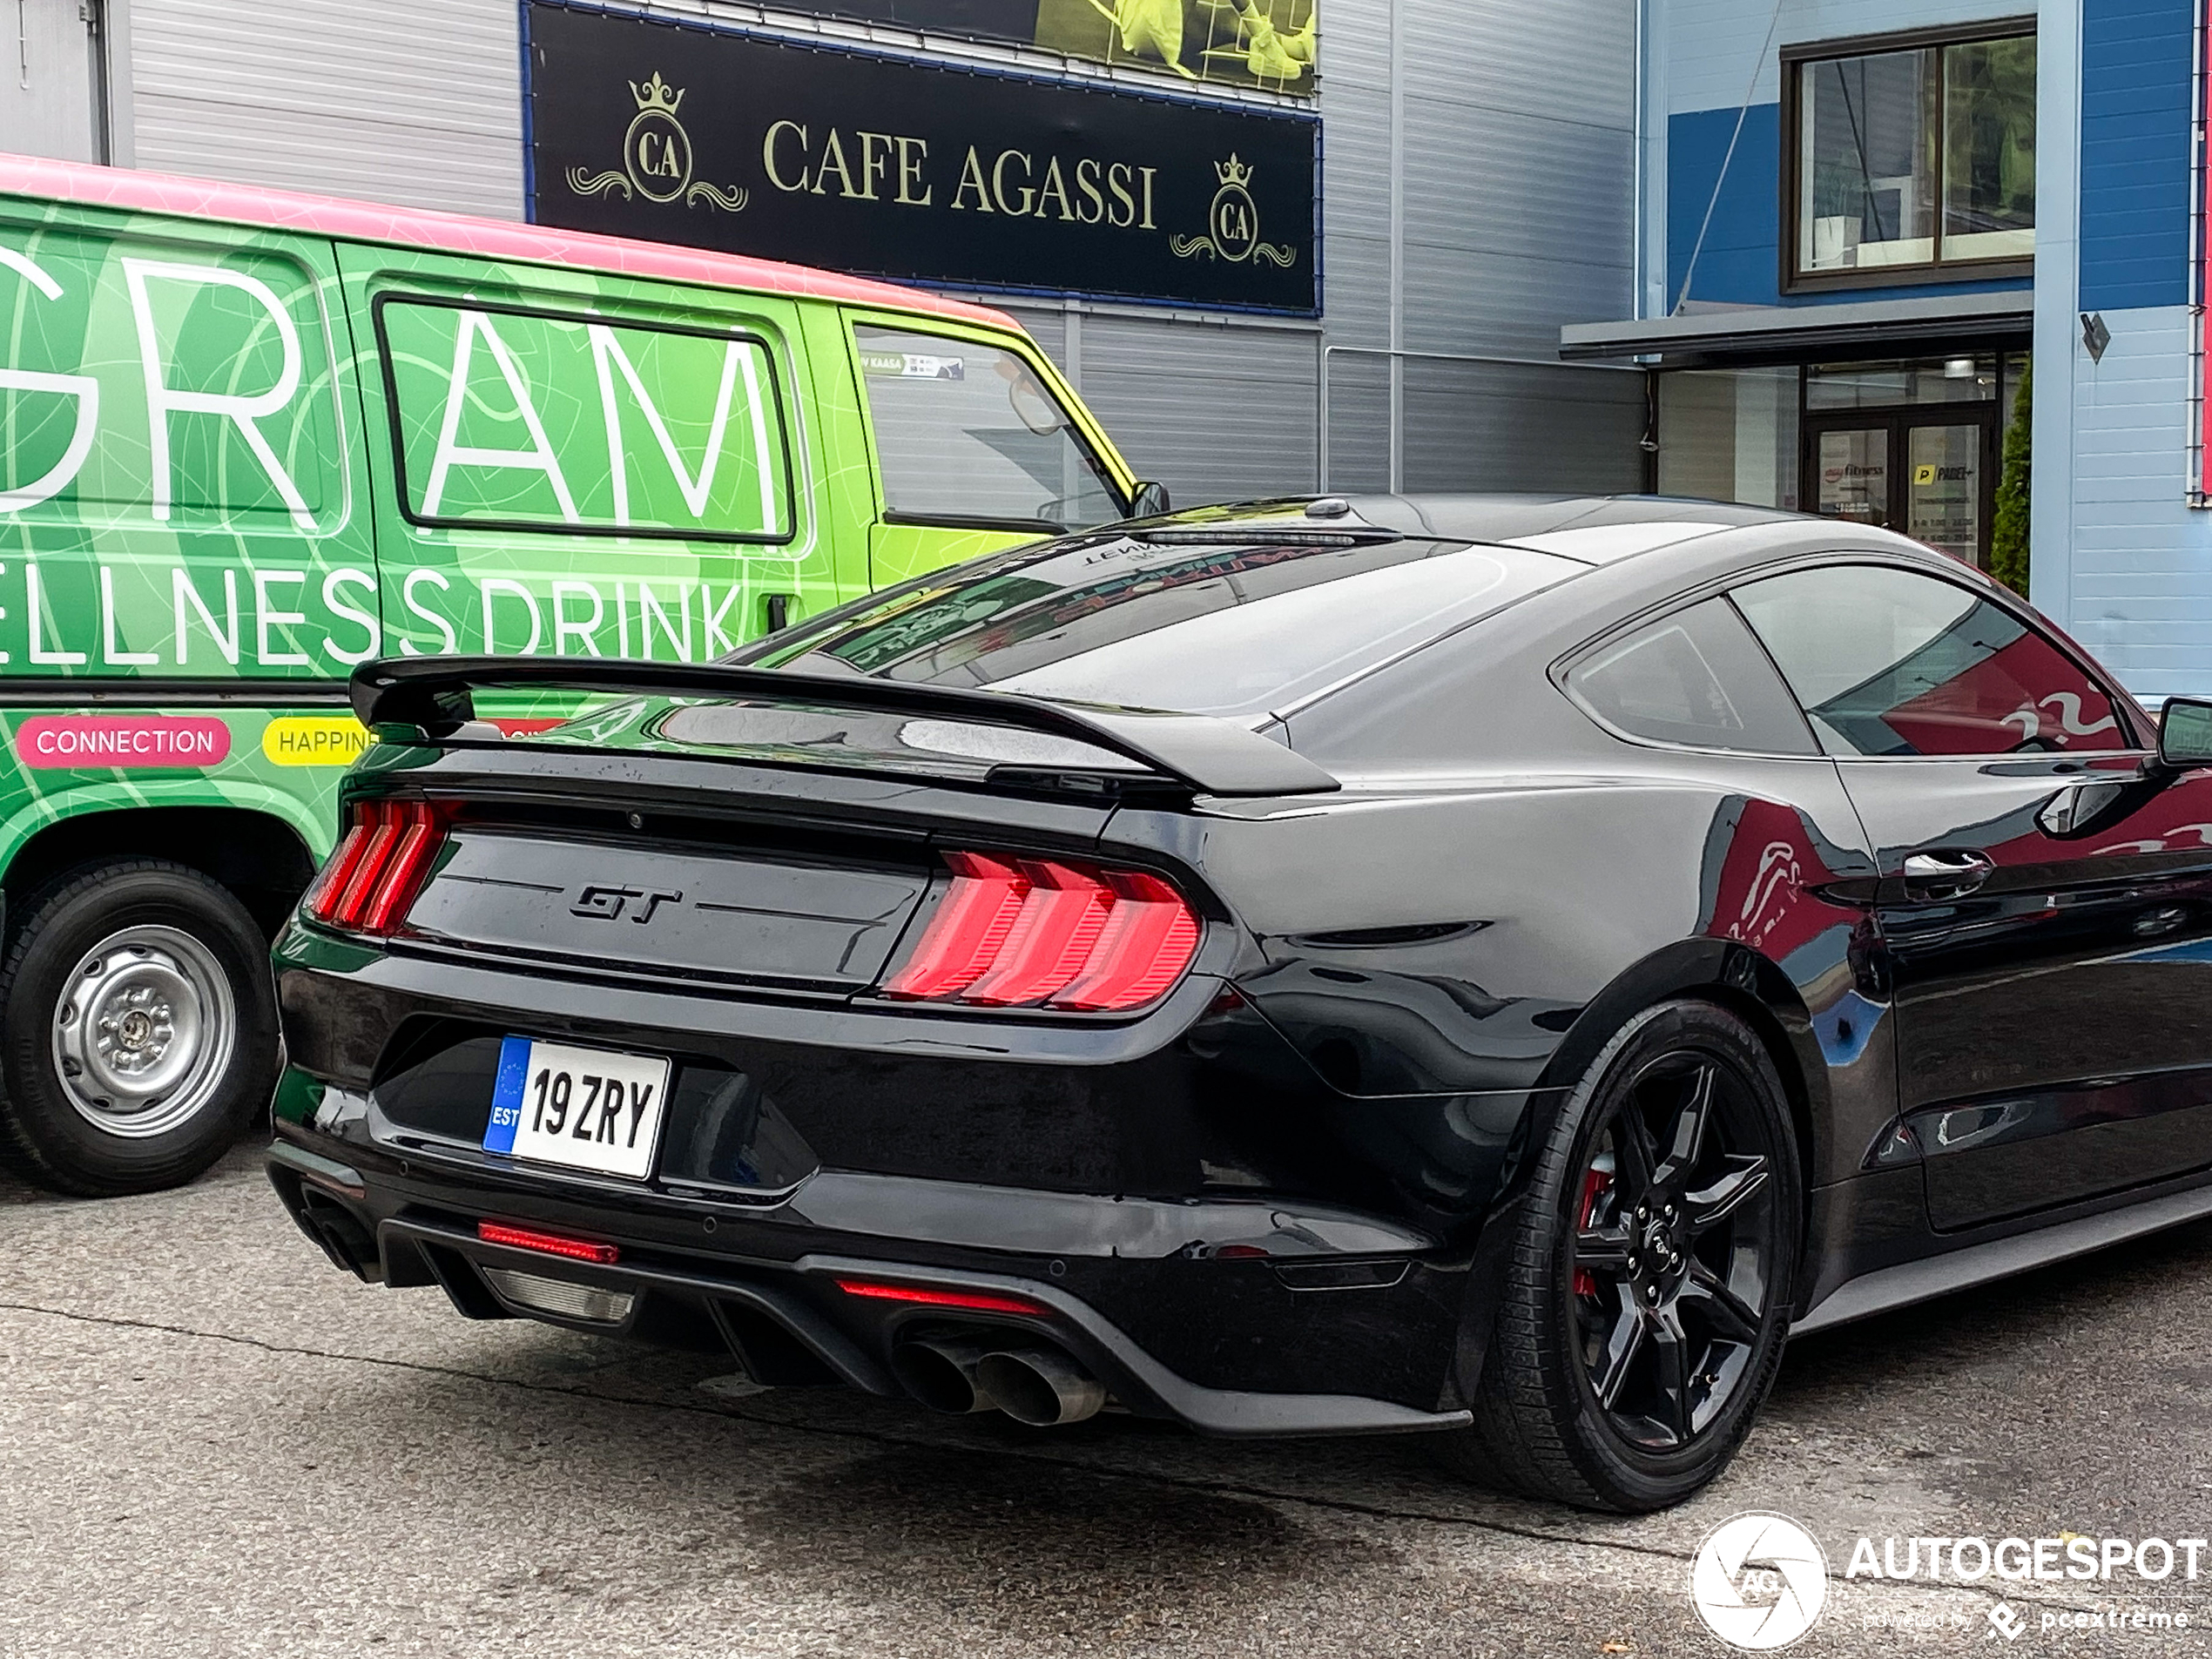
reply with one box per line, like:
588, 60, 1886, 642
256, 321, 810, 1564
1083, 314, 1321, 503
121, 0, 523, 215
0, 0, 105, 163
104, 0, 1637, 504
999, 299, 1320, 505
1317, 0, 1644, 494
2062, 305, 2201, 697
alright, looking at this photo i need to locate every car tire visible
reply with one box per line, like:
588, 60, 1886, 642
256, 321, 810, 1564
1440, 998, 1801, 1513
0, 859, 280, 1197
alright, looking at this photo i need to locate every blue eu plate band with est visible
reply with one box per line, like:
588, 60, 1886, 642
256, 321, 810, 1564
484, 1035, 533, 1154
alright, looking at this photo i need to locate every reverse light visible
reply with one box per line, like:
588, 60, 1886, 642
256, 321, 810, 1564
833, 1277, 1046, 1315
305, 799, 451, 935
881, 853, 1201, 1011
476, 1220, 622, 1265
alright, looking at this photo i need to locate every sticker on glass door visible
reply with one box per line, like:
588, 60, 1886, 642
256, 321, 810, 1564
1817, 429, 1888, 523
1907, 424, 1979, 563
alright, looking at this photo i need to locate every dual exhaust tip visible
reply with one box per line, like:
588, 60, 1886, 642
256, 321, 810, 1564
892, 1337, 1107, 1426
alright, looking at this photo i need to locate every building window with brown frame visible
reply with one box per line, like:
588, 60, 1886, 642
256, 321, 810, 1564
1784, 21, 2036, 290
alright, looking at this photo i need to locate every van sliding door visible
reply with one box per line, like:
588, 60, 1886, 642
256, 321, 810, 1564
334, 244, 836, 674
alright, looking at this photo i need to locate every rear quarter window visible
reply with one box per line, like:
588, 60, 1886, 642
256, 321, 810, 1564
1567, 597, 1817, 755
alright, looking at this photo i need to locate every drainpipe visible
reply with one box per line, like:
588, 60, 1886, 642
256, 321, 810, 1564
1387, 0, 1404, 494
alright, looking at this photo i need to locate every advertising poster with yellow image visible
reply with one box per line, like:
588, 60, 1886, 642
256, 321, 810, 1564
798, 0, 1316, 92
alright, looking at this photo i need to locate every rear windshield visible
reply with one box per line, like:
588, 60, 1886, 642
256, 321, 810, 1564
741, 532, 1581, 718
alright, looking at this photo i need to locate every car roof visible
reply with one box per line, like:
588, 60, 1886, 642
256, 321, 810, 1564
1337, 494, 1811, 556
1163, 493, 1938, 568
0, 152, 1015, 330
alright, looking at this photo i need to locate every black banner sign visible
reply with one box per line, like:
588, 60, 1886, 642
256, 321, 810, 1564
523, 3, 1319, 314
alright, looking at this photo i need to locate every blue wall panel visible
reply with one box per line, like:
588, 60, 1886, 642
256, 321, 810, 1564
2079, 0, 2195, 311
1668, 102, 2033, 311
1668, 103, 1781, 307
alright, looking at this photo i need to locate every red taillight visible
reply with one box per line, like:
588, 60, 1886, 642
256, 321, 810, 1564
880, 853, 1031, 1001
306, 799, 450, 935
1053, 871, 1203, 1011
477, 1220, 621, 1265
301, 809, 376, 921
833, 1277, 1045, 1315
960, 860, 1114, 1006
883, 853, 1201, 1012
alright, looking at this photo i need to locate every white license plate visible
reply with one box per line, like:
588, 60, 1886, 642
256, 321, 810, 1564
482, 1037, 670, 1180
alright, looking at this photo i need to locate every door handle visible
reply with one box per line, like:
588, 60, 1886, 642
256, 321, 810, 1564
1902, 848, 1994, 899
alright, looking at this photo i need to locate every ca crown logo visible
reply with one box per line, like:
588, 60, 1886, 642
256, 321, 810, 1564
1690, 1513, 1830, 1650
568, 71, 747, 213
1170, 154, 1296, 269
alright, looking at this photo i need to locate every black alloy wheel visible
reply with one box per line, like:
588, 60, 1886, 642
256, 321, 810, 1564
1446, 999, 1800, 1512
1569, 1051, 1777, 1452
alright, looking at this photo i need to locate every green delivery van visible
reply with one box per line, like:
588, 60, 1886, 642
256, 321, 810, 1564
0, 152, 1159, 1197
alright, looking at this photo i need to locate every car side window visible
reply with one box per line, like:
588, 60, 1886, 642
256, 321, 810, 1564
1730, 564, 2128, 757
1568, 597, 1817, 755
853, 324, 1121, 534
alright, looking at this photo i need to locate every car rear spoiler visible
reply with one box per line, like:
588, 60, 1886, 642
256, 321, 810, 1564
349, 657, 1340, 799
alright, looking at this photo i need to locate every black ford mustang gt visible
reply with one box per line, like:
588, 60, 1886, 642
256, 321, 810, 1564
268, 495, 2212, 1512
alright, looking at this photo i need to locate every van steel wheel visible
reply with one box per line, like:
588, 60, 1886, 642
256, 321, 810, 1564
1442, 1000, 1801, 1513
52, 925, 237, 1139
0, 860, 280, 1197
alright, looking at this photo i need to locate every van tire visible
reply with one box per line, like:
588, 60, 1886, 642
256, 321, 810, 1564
0, 860, 280, 1197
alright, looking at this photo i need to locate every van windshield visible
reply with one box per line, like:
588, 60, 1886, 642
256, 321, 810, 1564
742, 529, 1581, 718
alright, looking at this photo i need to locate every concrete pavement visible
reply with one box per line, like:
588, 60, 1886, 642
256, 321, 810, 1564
4, 1145, 2212, 1656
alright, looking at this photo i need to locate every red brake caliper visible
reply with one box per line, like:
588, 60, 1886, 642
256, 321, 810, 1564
1573, 1167, 1612, 1298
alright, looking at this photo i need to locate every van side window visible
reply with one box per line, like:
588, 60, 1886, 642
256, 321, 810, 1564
377, 300, 794, 543
0, 230, 344, 530
853, 325, 1121, 535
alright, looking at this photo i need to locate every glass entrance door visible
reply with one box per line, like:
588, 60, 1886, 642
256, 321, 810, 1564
1812, 426, 1891, 526
1804, 413, 1995, 564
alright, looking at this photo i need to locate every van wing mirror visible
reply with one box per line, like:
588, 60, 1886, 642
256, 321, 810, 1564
2158, 698, 2212, 768
1128, 480, 1170, 519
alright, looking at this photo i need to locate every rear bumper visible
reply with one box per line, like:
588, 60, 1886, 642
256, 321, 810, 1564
268, 923, 1557, 1432
266, 1135, 1474, 1437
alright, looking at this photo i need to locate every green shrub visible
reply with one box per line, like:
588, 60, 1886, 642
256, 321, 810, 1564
1991, 361, 2032, 596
